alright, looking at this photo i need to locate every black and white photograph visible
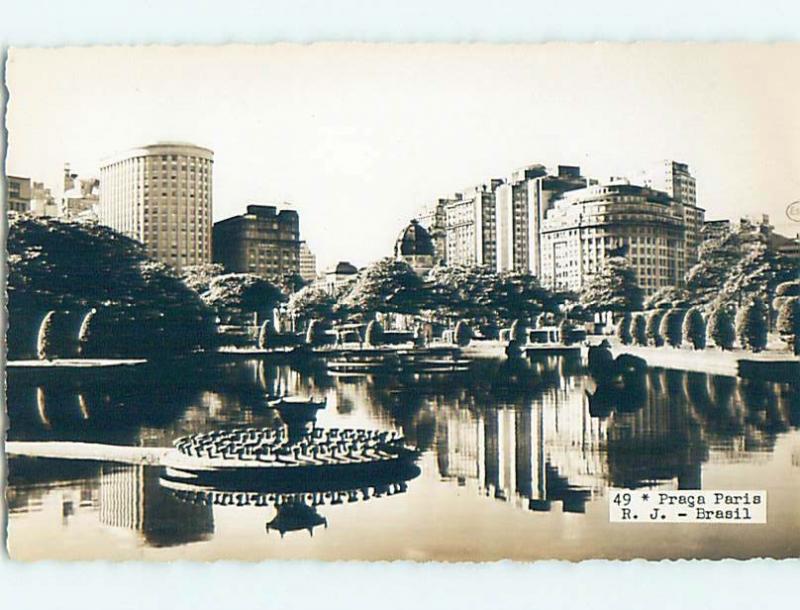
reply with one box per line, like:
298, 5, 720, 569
3, 42, 800, 562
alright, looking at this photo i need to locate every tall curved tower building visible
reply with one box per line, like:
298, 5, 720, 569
99, 142, 213, 270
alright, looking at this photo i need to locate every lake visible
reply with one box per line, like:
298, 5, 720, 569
6, 354, 800, 561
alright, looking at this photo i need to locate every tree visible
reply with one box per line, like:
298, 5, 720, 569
685, 233, 745, 306
180, 263, 226, 294
773, 280, 800, 313
735, 299, 768, 352
646, 310, 665, 347
424, 265, 496, 326
682, 307, 707, 350
339, 258, 423, 319
7, 215, 215, 359
287, 286, 337, 328
776, 297, 800, 356
718, 244, 797, 312
615, 312, 633, 345
632, 313, 647, 346
708, 307, 735, 351
36, 310, 84, 360
644, 286, 690, 310
202, 273, 284, 323
271, 271, 308, 296
659, 308, 686, 348
486, 272, 561, 326
580, 256, 644, 313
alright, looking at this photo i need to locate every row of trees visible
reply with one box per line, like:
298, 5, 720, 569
181, 249, 799, 355
613, 289, 800, 355
281, 258, 572, 337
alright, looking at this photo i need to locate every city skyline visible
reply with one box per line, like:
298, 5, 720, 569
7, 44, 800, 269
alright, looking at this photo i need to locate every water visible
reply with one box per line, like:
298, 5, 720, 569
6, 355, 800, 561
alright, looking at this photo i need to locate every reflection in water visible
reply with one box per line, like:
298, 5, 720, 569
6, 354, 800, 559
163, 464, 419, 538
99, 465, 214, 547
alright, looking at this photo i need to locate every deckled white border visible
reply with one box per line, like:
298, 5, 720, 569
2, 1, 800, 608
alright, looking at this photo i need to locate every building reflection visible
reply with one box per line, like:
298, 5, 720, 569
436, 390, 604, 513
99, 465, 214, 547
432, 362, 800, 514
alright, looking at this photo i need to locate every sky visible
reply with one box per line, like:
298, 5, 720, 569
6, 43, 800, 270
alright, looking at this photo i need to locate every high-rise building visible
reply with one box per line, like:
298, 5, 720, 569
444, 181, 501, 268
99, 142, 213, 270
6, 175, 32, 213
540, 179, 687, 296
299, 241, 317, 283
642, 160, 704, 266
213, 204, 301, 279
495, 164, 588, 274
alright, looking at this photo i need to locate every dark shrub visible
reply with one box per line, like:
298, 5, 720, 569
305, 319, 326, 346
559, 318, 574, 345
257, 320, 272, 349
37, 312, 57, 360
78, 309, 99, 356
510, 319, 528, 344
632, 313, 647, 346
36, 310, 82, 360
454, 320, 472, 347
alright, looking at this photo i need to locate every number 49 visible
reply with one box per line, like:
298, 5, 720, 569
613, 492, 632, 507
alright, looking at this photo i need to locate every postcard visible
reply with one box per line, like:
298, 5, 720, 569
4, 43, 800, 561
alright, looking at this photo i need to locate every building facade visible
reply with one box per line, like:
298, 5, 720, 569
316, 261, 359, 296
299, 241, 317, 283
495, 164, 588, 275
444, 181, 501, 268
98, 142, 213, 270
701, 219, 732, 242
30, 182, 58, 217
540, 180, 687, 296
7, 175, 32, 213
62, 164, 100, 219
642, 160, 704, 266
213, 204, 301, 279
416, 198, 450, 264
